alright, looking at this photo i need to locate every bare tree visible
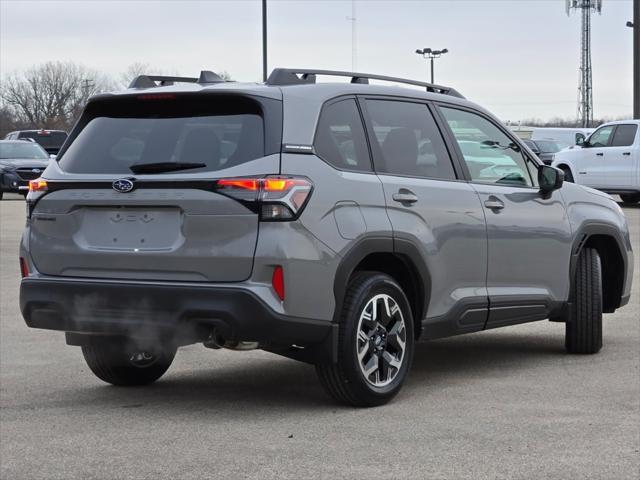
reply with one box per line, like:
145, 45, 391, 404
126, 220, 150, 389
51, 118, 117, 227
0, 61, 237, 136
118, 62, 186, 89
0, 61, 114, 131
0, 104, 22, 138
118, 64, 233, 88
118, 62, 151, 89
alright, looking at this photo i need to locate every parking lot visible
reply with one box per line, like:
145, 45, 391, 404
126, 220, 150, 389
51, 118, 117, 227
0, 193, 638, 479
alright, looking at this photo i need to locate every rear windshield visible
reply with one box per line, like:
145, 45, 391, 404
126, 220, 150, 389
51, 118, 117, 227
0, 142, 49, 159
534, 140, 560, 153
58, 95, 265, 174
19, 131, 67, 148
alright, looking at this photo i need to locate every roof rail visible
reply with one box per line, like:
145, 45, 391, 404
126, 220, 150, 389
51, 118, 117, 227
266, 68, 464, 98
128, 70, 226, 89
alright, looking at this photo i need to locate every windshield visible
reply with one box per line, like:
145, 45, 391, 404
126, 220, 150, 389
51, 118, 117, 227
0, 142, 49, 159
58, 95, 265, 174
534, 140, 560, 153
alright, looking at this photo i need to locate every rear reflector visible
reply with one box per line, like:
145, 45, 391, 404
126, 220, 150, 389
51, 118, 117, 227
28, 179, 48, 192
272, 266, 285, 301
261, 204, 293, 220
19, 257, 29, 278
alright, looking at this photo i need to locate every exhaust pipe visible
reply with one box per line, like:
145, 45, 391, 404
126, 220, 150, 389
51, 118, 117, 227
203, 330, 259, 351
223, 340, 260, 351
203, 330, 225, 349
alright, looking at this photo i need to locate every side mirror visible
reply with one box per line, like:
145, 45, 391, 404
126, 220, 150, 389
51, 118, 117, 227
539, 165, 564, 193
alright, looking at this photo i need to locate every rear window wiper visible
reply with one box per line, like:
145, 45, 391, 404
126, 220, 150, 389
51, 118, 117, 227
129, 162, 206, 174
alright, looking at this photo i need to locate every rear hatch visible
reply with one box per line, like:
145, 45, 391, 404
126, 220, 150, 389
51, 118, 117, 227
29, 91, 282, 282
19, 130, 68, 155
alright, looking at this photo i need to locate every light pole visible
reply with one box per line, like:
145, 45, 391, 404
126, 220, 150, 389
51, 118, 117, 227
262, 0, 268, 82
415, 48, 448, 84
628, 2, 639, 119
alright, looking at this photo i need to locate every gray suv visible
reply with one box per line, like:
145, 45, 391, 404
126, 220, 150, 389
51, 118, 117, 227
19, 69, 633, 406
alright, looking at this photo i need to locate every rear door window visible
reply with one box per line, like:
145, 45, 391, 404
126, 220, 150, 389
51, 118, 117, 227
58, 95, 267, 174
314, 98, 371, 172
610, 124, 638, 147
364, 99, 456, 180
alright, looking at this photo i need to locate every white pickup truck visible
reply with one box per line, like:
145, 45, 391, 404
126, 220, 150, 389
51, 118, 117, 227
552, 120, 640, 204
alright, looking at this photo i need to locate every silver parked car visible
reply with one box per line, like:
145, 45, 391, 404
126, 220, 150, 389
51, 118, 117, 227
19, 69, 633, 406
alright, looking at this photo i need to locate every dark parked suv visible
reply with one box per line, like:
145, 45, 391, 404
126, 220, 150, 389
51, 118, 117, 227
523, 139, 561, 165
4, 129, 68, 155
19, 69, 633, 406
0, 140, 50, 199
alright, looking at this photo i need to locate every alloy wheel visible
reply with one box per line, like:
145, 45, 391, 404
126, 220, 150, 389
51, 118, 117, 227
356, 293, 407, 387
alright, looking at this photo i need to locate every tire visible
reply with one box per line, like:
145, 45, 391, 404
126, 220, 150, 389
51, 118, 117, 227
316, 272, 415, 407
565, 248, 603, 354
619, 193, 640, 204
82, 339, 176, 386
560, 166, 574, 183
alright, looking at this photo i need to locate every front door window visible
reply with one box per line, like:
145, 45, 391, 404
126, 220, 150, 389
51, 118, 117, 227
588, 126, 615, 147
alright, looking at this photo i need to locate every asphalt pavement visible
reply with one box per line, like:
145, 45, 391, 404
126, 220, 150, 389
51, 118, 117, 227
1, 192, 638, 480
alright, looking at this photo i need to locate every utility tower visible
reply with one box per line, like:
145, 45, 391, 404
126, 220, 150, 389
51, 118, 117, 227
346, 0, 357, 71
566, 0, 602, 128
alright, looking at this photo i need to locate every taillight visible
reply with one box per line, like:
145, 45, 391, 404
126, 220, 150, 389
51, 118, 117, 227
215, 176, 313, 221
272, 266, 285, 301
19, 257, 29, 278
28, 179, 48, 192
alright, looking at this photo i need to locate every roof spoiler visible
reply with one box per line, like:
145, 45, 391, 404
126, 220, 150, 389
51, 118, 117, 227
128, 70, 226, 89
266, 68, 464, 98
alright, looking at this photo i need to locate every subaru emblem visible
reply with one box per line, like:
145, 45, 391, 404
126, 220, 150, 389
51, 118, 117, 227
112, 179, 134, 193
31, 168, 41, 174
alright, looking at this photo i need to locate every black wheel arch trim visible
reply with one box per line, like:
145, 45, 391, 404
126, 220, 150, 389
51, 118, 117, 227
332, 235, 431, 332
569, 222, 630, 312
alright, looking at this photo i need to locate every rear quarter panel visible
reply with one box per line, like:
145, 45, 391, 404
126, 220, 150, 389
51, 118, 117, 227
279, 153, 392, 321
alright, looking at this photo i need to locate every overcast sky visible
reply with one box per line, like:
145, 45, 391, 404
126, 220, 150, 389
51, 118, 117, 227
0, 0, 634, 121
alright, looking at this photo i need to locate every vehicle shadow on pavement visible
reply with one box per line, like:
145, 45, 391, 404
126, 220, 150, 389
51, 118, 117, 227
617, 201, 640, 209
42, 329, 566, 412
409, 329, 565, 386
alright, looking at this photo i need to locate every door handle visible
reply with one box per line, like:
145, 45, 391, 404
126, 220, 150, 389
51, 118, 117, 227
623, 152, 631, 156
596, 152, 604, 156
392, 189, 418, 204
484, 198, 504, 210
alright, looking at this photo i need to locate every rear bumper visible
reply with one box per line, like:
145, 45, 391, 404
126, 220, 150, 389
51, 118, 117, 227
20, 277, 335, 355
